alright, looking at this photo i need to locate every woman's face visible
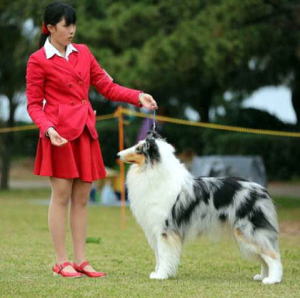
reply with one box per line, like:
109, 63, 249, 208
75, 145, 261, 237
48, 18, 76, 46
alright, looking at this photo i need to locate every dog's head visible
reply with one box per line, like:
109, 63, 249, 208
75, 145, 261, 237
117, 131, 174, 167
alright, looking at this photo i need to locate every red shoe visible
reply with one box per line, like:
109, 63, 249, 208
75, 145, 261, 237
52, 262, 82, 278
73, 261, 106, 278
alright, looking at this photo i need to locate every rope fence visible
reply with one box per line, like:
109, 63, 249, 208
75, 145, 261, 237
120, 108, 300, 138
1, 106, 300, 228
1, 106, 300, 137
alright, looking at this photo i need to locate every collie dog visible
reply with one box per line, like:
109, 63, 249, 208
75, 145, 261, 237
117, 132, 283, 284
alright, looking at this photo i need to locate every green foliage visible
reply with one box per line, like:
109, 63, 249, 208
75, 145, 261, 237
72, 0, 300, 124
95, 119, 119, 167
74, 0, 213, 119
197, 0, 300, 121
2, 0, 299, 121
1, 128, 38, 157
86, 236, 102, 244
1, 0, 300, 120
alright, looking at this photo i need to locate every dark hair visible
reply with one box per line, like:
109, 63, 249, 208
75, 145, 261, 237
39, 2, 76, 48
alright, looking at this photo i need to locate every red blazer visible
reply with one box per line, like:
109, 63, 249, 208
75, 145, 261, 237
26, 43, 141, 140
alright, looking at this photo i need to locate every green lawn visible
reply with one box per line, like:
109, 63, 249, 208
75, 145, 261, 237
0, 189, 300, 297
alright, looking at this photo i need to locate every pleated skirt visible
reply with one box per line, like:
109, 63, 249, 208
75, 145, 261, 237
33, 127, 106, 182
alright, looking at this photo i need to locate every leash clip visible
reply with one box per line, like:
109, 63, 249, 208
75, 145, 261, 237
152, 110, 157, 131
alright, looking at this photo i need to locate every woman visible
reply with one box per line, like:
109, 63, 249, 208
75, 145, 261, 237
26, 2, 157, 278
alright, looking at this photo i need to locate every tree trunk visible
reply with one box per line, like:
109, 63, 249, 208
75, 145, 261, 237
0, 134, 13, 189
0, 97, 16, 190
197, 86, 214, 123
291, 68, 300, 128
199, 103, 210, 123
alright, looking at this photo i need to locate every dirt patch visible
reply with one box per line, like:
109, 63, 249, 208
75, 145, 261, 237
280, 221, 300, 236
9, 158, 49, 188
10, 158, 35, 179
268, 181, 300, 197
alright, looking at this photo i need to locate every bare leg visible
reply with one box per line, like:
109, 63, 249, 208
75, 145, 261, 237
48, 177, 76, 273
70, 179, 97, 272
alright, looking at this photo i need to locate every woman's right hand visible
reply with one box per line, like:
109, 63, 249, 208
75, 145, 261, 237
47, 127, 68, 146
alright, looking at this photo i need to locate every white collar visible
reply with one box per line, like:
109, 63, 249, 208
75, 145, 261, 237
44, 37, 78, 60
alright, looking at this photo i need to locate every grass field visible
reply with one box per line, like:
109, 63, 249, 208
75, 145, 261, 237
0, 188, 300, 297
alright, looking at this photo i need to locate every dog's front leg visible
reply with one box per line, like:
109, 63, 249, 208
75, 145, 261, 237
154, 244, 160, 272
149, 231, 182, 280
146, 234, 160, 277
149, 244, 160, 278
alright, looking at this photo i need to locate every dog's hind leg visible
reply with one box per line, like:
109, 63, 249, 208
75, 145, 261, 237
234, 228, 282, 284
251, 229, 282, 284
149, 231, 182, 279
234, 229, 266, 280
253, 256, 268, 281
259, 253, 282, 284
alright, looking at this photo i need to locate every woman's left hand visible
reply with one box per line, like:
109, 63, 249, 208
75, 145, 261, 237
139, 93, 158, 110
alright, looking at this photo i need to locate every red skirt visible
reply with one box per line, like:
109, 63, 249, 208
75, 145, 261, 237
34, 127, 106, 182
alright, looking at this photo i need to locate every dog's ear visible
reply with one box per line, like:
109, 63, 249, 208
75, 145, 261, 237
144, 137, 155, 151
144, 136, 160, 164
146, 130, 161, 140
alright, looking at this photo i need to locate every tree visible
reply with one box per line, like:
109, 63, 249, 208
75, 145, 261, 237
193, 0, 300, 125
75, 0, 300, 126
75, 0, 221, 121
0, 0, 48, 189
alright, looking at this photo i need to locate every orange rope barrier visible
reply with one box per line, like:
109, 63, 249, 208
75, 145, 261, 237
2, 107, 300, 138
120, 108, 300, 138
95, 113, 116, 121
0, 114, 116, 134
0, 124, 37, 133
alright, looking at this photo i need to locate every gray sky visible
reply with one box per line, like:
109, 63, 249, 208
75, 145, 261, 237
243, 86, 296, 124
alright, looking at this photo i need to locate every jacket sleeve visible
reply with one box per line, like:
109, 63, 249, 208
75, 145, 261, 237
87, 46, 142, 107
26, 55, 54, 137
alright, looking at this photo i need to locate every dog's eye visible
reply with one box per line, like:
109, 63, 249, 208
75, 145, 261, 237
136, 146, 143, 154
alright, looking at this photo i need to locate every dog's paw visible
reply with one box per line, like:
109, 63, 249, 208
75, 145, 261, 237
149, 272, 168, 280
253, 274, 264, 281
262, 277, 281, 284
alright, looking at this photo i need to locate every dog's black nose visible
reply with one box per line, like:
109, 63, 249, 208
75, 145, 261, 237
116, 153, 120, 159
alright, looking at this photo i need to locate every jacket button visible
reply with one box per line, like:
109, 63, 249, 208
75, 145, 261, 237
82, 99, 87, 104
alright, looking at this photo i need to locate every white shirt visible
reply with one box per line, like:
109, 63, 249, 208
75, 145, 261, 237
44, 37, 78, 61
